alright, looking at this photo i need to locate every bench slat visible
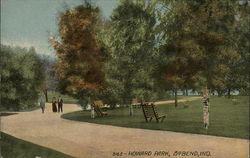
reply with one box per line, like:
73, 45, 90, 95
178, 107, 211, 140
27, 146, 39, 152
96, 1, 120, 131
93, 104, 108, 117
141, 103, 166, 123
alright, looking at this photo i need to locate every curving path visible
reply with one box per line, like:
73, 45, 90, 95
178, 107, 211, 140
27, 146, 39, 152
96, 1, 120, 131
1, 97, 249, 158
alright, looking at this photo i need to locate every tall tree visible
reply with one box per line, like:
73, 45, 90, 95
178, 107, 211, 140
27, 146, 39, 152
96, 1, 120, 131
40, 55, 58, 102
50, 2, 106, 102
156, 1, 204, 106
158, 1, 239, 104
100, 0, 158, 107
232, 1, 250, 95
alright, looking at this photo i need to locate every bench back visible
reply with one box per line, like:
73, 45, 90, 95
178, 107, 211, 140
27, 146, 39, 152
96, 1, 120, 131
131, 98, 138, 105
142, 103, 166, 122
94, 100, 104, 108
141, 103, 158, 118
93, 104, 104, 117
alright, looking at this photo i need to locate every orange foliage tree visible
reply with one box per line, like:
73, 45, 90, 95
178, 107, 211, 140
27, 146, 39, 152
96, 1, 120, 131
50, 3, 106, 102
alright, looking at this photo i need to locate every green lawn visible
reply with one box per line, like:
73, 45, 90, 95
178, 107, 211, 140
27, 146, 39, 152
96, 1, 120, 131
62, 96, 249, 139
0, 132, 74, 158
47, 91, 79, 104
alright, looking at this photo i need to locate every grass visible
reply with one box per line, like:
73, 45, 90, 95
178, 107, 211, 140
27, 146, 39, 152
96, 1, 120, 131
62, 96, 249, 139
0, 132, 74, 158
47, 91, 79, 104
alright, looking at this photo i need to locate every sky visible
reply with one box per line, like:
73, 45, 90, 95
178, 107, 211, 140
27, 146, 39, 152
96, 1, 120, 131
1, 0, 118, 57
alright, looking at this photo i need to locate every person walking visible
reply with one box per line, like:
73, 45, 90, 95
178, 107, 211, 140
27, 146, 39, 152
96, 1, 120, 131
39, 96, 45, 113
52, 97, 57, 112
58, 96, 63, 113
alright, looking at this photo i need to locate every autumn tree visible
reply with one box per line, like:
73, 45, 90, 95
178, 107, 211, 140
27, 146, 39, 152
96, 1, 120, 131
50, 2, 106, 102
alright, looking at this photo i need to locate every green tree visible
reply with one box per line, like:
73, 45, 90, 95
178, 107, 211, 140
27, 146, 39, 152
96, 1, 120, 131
158, 0, 239, 105
156, 1, 205, 106
100, 0, 158, 107
0, 45, 45, 110
232, 1, 250, 95
40, 55, 58, 102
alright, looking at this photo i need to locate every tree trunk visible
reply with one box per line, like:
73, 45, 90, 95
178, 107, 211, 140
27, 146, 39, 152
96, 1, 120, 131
217, 90, 222, 97
185, 89, 188, 96
202, 86, 210, 129
174, 89, 178, 107
43, 89, 48, 102
227, 88, 231, 98
182, 90, 185, 96
129, 104, 133, 116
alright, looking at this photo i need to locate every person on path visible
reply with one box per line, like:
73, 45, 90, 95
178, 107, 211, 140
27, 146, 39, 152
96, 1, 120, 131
52, 97, 57, 112
39, 96, 45, 113
57, 96, 63, 113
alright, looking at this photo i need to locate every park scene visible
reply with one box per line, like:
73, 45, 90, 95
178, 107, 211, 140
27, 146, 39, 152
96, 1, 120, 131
0, 0, 249, 158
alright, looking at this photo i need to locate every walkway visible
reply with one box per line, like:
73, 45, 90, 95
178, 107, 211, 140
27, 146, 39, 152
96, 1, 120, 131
1, 97, 249, 158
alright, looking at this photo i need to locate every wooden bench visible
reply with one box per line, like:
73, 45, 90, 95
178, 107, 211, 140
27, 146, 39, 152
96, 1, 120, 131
94, 100, 105, 108
93, 100, 108, 117
141, 103, 166, 123
131, 98, 141, 108
231, 98, 240, 104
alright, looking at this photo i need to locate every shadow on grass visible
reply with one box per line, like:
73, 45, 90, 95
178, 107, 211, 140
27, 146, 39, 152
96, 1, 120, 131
0, 132, 74, 158
0, 112, 18, 117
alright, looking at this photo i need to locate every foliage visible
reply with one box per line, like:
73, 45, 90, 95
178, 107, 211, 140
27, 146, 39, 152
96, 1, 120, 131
50, 2, 106, 101
233, 1, 250, 95
157, 0, 241, 95
0, 45, 45, 110
100, 0, 159, 106
50, 0, 248, 107
40, 55, 58, 91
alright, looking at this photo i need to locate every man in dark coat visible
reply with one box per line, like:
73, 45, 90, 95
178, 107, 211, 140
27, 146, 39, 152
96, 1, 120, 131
58, 96, 63, 113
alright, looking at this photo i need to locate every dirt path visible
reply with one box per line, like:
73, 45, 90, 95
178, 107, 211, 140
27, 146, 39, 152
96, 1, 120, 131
155, 96, 201, 105
1, 97, 249, 158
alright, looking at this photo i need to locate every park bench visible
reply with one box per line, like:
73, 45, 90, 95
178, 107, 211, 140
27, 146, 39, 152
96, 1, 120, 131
182, 101, 189, 108
94, 100, 105, 108
131, 98, 141, 108
93, 100, 108, 117
231, 98, 240, 104
141, 103, 166, 123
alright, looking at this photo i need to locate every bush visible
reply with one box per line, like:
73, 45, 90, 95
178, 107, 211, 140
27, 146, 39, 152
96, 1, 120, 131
0, 45, 45, 110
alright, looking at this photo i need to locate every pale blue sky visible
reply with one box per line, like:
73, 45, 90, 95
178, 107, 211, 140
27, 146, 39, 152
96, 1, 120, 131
1, 0, 117, 57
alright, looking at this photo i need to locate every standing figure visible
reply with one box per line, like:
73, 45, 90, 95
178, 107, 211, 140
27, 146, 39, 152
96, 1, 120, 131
52, 97, 57, 112
58, 96, 63, 113
91, 105, 95, 118
39, 96, 45, 113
